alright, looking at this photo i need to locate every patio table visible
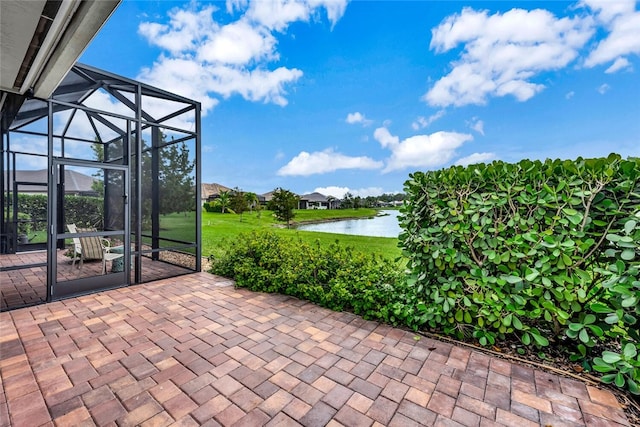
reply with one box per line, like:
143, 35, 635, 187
110, 246, 132, 272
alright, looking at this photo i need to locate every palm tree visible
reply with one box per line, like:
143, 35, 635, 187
215, 190, 231, 213
244, 192, 259, 212
327, 195, 337, 210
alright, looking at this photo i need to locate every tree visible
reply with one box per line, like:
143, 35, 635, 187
89, 139, 127, 229
364, 196, 376, 208
214, 191, 232, 213
90, 138, 126, 197
353, 196, 362, 209
230, 188, 248, 221
341, 192, 354, 209
90, 142, 105, 196
137, 139, 154, 230
327, 196, 338, 209
159, 140, 195, 215
244, 192, 262, 218
244, 192, 258, 212
268, 188, 299, 228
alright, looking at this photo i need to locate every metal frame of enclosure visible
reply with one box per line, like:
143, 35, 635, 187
1, 63, 201, 310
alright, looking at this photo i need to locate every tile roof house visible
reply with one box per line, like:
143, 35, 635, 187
299, 192, 339, 209
201, 183, 232, 203
4, 169, 97, 195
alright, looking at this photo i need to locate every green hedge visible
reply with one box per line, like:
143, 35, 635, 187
63, 195, 104, 228
15, 193, 103, 229
400, 154, 639, 393
16, 194, 47, 228
209, 231, 411, 324
203, 202, 222, 213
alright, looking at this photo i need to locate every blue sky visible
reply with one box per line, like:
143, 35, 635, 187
79, 0, 640, 198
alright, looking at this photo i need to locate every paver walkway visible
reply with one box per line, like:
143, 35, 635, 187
1, 251, 194, 311
0, 273, 630, 426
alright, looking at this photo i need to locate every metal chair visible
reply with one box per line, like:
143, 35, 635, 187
67, 224, 123, 274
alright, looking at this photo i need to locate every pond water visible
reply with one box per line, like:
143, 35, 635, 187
296, 209, 402, 238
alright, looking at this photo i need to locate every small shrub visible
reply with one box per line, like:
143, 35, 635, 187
17, 212, 31, 235
209, 231, 412, 325
204, 202, 222, 213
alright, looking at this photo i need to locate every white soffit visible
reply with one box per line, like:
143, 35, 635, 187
0, 1, 48, 92
0, 0, 120, 100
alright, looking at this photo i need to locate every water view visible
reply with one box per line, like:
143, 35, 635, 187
296, 209, 402, 238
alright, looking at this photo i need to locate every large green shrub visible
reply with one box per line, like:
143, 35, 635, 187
203, 201, 223, 213
15, 193, 103, 229
209, 231, 412, 325
400, 154, 639, 393
63, 195, 104, 228
17, 194, 47, 227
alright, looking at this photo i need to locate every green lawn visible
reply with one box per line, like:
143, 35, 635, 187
24, 209, 401, 260
202, 208, 402, 260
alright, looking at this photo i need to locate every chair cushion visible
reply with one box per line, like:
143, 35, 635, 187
77, 228, 103, 260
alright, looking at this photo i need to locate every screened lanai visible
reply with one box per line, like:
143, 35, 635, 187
1, 63, 201, 311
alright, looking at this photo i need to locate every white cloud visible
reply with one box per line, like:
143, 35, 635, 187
137, 2, 347, 115
374, 126, 473, 172
605, 57, 632, 73
469, 117, 485, 135
597, 83, 610, 94
137, 58, 221, 113
566, 90, 575, 99
581, 0, 635, 23
411, 117, 427, 131
346, 112, 372, 126
243, 0, 348, 31
373, 127, 399, 148
455, 152, 496, 166
583, 4, 640, 70
197, 20, 278, 65
244, 1, 309, 31
311, 0, 349, 28
277, 148, 383, 176
138, 57, 302, 110
207, 65, 303, 105
226, 0, 248, 15
578, 1, 640, 72
10, 137, 49, 169
411, 110, 445, 130
139, 5, 218, 54
312, 186, 384, 199
425, 7, 594, 107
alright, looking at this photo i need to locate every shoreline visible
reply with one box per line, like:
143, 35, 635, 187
273, 209, 396, 228
271, 216, 374, 228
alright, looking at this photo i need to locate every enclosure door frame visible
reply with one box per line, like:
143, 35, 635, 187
48, 158, 130, 300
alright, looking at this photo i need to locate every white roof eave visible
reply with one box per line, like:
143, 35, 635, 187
0, 0, 120, 100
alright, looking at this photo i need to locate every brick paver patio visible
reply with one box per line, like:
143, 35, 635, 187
0, 273, 630, 426
1, 251, 195, 311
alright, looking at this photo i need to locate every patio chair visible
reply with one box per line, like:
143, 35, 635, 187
67, 224, 82, 268
67, 224, 123, 274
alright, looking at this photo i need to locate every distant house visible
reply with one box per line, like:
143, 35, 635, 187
4, 169, 97, 195
259, 191, 274, 206
298, 192, 340, 210
211, 189, 341, 210
201, 183, 232, 204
